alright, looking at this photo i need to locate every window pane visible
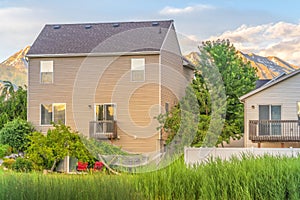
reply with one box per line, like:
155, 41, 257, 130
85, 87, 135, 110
259, 105, 269, 135
105, 104, 115, 121
165, 102, 169, 113
259, 105, 269, 120
131, 58, 145, 70
53, 103, 66, 124
41, 72, 53, 84
132, 70, 144, 81
96, 105, 104, 121
41, 61, 53, 72
41, 104, 52, 125
271, 106, 281, 120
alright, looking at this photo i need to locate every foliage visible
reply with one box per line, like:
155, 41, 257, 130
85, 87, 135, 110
0, 84, 27, 129
80, 135, 128, 157
26, 123, 94, 171
159, 39, 258, 147
0, 156, 299, 199
0, 144, 12, 158
201, 39, 258, 145
0, 118, 34, 152
1, 158, 15, 169
12, 157, 33, 172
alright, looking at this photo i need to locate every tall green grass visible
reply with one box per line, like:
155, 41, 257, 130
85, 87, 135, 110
0, 155, 299, 200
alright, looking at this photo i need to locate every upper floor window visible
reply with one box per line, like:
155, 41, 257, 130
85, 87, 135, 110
131, 58, 145, 82
41, 103, 66, 125
40, 61, 53, 84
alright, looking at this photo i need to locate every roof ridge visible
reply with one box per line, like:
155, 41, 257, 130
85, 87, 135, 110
46, 19, 174, 26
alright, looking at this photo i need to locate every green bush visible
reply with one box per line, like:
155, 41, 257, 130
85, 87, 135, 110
0, 118, 34, 152
2, 158, 15, 169
0, 144, 12, 158
12, 157, 33, 172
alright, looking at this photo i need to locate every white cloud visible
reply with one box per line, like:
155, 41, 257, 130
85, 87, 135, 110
159, 4, 214, 15
207, 22, 300, 65
0, 7, 47, 62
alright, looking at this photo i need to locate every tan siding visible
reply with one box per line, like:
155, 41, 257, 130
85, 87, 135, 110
243, 73, 300, 147
28, 29, 190, 153
159, 24, 194, 145
93, 55, 160, 153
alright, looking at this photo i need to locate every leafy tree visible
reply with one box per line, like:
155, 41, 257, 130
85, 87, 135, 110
26, 123, 94, 171
0, 85, 27, 129
159, 39, 257, 147
201, 39, 257, 145
0, 118, 34, 152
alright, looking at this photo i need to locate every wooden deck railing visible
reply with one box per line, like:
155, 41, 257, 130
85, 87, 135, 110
89, 120, 117, 139
249, 120, 300, 142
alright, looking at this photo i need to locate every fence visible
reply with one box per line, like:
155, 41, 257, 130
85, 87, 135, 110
184, 147, 300, 165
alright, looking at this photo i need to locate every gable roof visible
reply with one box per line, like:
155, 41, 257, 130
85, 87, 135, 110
240, 69, 300, 101
27, 20, 174, 57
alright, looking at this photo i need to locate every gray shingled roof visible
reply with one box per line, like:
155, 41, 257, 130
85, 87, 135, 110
27, 20, 173, 56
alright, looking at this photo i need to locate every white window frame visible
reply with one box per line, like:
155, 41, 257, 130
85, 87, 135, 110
40, 103, 66, 125
40, 61, 53, 84
131, 58, 145, 82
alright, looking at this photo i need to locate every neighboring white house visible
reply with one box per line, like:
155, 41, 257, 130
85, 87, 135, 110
240, 70, 300, 148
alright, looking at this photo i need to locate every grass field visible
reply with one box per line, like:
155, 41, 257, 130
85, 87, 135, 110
0, 155, 299, 200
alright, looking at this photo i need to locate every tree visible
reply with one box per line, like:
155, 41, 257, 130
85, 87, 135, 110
1, 80, 15, 100
159, 39, 257, 147
0, 118, 34, 152
0, 85, 27, 129
26, 123, 94, 171
201, 39, 258, 145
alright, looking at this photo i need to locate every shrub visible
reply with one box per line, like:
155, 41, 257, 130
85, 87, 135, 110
0, 118, 34, 152
12, 157, 33, 172
0, 144, 12, 158
2, 158, 15, 169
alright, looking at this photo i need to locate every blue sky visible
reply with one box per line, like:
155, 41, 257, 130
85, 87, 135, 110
1, 0, 300, 64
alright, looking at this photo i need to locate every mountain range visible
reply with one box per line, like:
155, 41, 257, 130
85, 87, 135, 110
0, 46, 29, 87
0, 46, 299, 88
185, 51, 299, 79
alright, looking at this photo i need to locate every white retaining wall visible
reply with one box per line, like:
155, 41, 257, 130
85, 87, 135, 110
184, 147, 300, 165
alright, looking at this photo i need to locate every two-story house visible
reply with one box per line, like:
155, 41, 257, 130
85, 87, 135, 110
240, 71, 300, 148
26, 20, 194, 153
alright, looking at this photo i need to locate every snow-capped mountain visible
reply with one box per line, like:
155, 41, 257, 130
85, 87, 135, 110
0, 46, 29, 86
238, 52, 299, 79
185, 51, 299, 79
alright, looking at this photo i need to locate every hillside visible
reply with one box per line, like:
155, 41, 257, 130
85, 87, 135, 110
185, 51, 299, 79
0, 46, 29, 87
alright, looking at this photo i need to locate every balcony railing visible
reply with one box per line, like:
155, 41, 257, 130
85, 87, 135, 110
89, 120, 117, 140
249, 120, 300, 142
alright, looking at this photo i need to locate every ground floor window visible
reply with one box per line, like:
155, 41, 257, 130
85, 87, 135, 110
41, 103, 66, 125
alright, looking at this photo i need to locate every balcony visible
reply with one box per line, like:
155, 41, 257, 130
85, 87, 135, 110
89, 120, 117, 140
249, 120, 300, 142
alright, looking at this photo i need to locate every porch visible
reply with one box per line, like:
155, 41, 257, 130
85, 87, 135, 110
89, 120, 117, 139
249, 120, 300, 143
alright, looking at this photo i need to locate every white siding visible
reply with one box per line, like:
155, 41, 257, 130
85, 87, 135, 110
244, 73, 300, 147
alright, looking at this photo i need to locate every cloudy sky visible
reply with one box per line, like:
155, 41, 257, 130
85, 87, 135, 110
1, 0, 300, 64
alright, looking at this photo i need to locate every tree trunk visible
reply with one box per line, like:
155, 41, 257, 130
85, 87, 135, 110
50, 160, 57, 172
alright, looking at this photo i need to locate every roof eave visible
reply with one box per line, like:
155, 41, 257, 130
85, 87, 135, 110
239, 69, 300, 101
26, 51, 161, 58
